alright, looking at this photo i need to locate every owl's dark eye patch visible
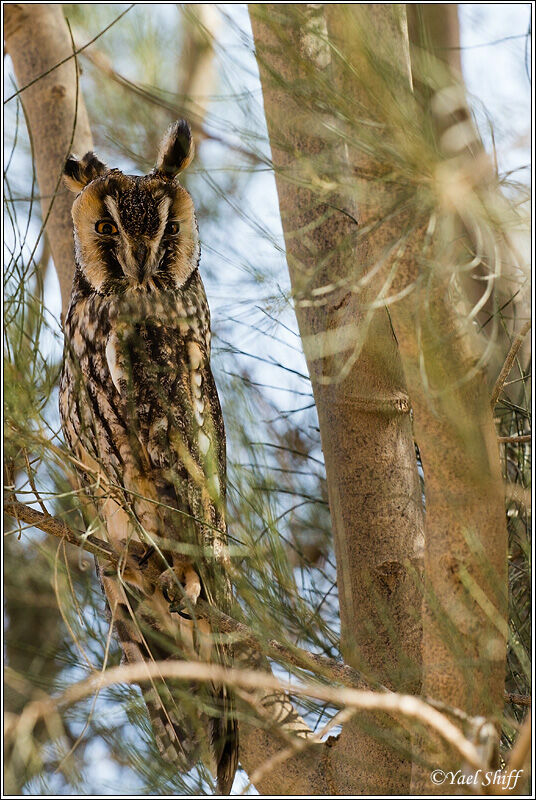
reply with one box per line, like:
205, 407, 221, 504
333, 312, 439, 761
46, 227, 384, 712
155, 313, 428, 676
96, 219, 119, 235
165, 221, 180, 236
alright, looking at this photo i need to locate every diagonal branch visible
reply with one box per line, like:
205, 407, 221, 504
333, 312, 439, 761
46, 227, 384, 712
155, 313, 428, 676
9, 499, 517, 736
3, 499, 370, 689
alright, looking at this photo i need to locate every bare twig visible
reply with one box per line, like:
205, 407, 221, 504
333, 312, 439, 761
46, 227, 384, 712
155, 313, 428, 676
23, 449, 49, 516
498, 434, 531, 444
490, 320, 531, 408
504, 692, 531, 708
5, 660, 487, 774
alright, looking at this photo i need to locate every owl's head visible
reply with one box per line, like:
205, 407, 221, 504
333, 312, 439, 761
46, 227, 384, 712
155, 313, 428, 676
64, 120, 199, 293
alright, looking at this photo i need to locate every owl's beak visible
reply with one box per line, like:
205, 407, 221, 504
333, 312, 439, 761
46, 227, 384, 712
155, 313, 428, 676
134, 243, 149, 282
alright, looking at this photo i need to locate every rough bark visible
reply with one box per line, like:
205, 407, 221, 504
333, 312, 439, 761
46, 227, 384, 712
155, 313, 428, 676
4, 3, 94, 319
322, 4, 508, 793
250, 4, 425, 793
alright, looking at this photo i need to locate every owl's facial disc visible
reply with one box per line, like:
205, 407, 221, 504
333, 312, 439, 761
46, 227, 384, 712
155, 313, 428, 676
71, 174, 199, 292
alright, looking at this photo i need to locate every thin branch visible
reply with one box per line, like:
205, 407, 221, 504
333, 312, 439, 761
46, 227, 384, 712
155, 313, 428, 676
498, 434, 531, 444
444, 33, 529, 51
199, 600, 372, 690
5, 660, 487, 774
504, 692, 531, 708
23, 450, 48, 516
490, 321, 531, 408
506, 711, 531, 773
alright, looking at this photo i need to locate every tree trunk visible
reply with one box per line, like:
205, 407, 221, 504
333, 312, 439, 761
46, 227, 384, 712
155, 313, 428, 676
4, 3, 94, 319
249, 4, 425, 793
321, 4, 508, 792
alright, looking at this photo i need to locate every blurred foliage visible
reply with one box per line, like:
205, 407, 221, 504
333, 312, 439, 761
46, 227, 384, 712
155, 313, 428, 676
3, 3, 531, 794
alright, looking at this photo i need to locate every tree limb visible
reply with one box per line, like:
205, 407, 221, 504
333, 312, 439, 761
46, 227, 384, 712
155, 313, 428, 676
4, 4, 94, 318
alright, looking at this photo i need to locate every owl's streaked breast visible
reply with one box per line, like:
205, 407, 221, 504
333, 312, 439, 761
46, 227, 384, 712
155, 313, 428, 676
60, 269, 211, 474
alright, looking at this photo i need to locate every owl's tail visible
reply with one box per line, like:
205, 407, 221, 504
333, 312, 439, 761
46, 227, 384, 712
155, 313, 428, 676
211, 686, 239, 795
146, 679, 239, 795
143, 681, 199, 767
140, 639, 240, 795
98, 564, 238, 793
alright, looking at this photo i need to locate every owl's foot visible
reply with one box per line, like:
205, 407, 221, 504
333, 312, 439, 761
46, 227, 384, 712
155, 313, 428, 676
158, 563, 201, 620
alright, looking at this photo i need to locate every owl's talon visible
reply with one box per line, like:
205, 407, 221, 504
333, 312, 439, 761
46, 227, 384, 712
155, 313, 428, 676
137, 545, 155, 569
158, 564, 201, 616
161, 582, 173, 605
168, 598, 193, 620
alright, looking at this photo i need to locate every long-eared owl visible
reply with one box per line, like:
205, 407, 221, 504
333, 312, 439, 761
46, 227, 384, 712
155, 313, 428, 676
59, 120, 238, 794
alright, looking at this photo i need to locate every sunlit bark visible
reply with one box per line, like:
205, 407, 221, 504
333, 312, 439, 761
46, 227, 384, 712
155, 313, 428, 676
5, 3, 93, 318
250, 4, 425, 792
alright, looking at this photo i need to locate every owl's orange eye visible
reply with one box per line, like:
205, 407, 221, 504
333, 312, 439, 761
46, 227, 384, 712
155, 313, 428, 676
95, 219, 118, 235
166, 221, 180, 236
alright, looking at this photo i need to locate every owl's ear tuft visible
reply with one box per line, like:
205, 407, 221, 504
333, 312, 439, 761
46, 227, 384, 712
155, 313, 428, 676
64, 152, 109, 192
154, 120, 194, 178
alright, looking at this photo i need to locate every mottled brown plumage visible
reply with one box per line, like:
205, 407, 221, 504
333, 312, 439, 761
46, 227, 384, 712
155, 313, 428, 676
59, 120, 238, 794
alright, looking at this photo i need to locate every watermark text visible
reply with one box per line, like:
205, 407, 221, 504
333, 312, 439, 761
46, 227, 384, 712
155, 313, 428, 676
430, 768, 524, 791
